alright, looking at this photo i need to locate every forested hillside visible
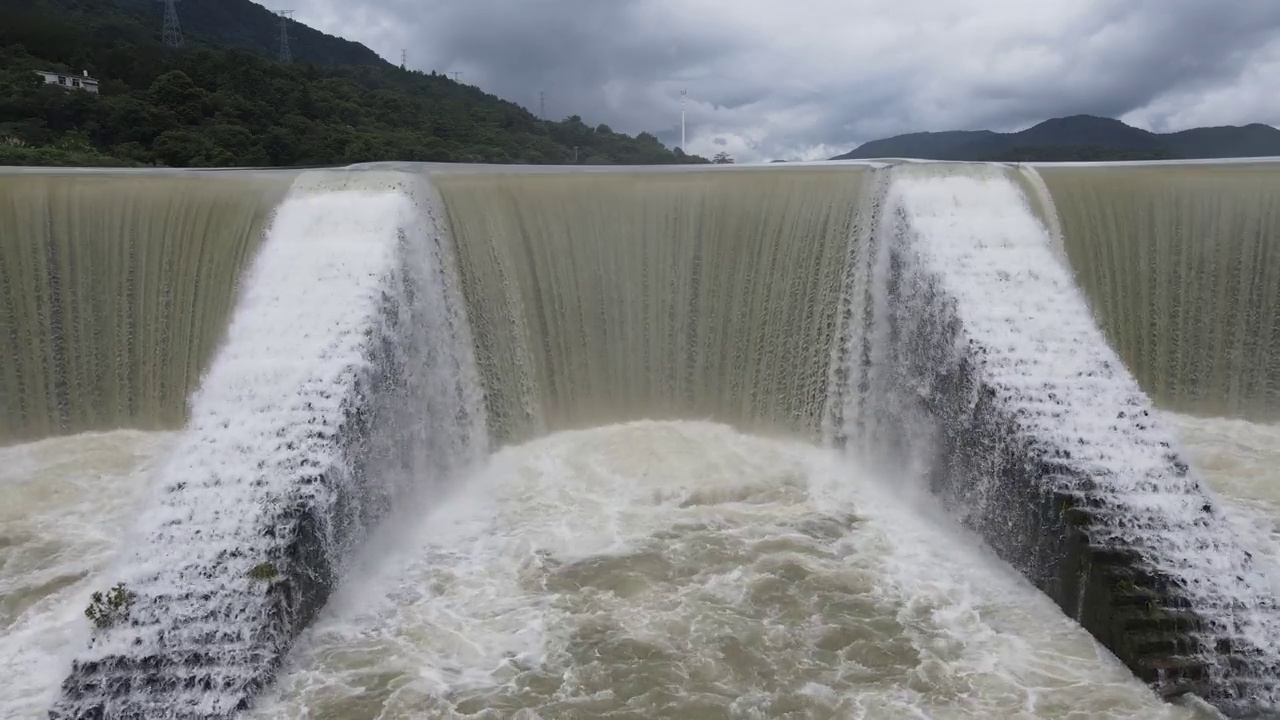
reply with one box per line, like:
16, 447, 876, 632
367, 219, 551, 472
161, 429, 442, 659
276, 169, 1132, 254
0, 0, 706, 167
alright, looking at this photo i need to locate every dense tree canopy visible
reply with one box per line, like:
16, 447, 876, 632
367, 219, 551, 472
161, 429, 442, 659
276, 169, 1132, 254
0, 1, 708, 167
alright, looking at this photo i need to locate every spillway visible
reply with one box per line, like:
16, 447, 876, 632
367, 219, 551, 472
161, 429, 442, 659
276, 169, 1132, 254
0, 171, 292, 443
1, 160, 1278, 719
40, 170, 486, 718
436, 168, 868, 442
843, 165, 1280, 714
1039, 164, 1280, 419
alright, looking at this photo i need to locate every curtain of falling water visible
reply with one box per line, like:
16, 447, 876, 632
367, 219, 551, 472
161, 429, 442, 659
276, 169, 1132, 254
434, 168, 869, 444
1040, 164, 1280, 419
0, 172, 291, 443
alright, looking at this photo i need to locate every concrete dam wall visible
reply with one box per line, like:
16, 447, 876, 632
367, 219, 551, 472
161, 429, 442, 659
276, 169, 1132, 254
1040, 164, 1280, 421
434, 167, 870, 444
0, 171, 292, 444
0, 161, 1277, 717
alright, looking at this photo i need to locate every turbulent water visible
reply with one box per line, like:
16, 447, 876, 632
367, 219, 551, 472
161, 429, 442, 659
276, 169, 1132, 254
0, 431, 177, 718
1165, 414, 1280, 574
43, 172, 489, 719
3, 161, 1279, 718
7, 417, 1278, 719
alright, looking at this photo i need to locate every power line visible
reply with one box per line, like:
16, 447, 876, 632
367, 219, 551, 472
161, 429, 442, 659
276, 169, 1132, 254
675, 89, 686, 151
277, 11, 293, 64
159, 0, 183, 49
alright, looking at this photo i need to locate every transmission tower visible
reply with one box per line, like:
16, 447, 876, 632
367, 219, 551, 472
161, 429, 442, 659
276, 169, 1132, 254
277, 11, 293, 64
539, 90, 545, 119
680, 89, 687, 150
159, 0, 183, 49
400, 49, 408, 69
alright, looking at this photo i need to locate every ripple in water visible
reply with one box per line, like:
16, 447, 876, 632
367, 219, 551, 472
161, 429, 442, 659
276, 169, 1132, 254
3, 420, 1256, 719
250, 421, 1208, 720
0, 430, 177, 719
1165, 413, 1280, 592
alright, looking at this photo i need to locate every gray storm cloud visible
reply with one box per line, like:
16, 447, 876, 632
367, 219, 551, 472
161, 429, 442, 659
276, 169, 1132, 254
263, 0, 1280, 162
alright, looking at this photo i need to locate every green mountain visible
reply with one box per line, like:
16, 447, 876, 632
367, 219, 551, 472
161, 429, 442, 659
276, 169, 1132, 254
0, 0, 707, 167
5, 0, 383, 68
832, 115, 1280, 161
109, 0, 385, 67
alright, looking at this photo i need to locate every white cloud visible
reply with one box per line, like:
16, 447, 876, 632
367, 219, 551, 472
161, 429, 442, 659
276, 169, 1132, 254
262, 0, 1280, 162
1123, 34, 1280, 133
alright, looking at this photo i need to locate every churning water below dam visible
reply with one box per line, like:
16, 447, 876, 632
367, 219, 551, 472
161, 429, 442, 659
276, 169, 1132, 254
1, 415, 1278, 719
2, 160, 1280, 718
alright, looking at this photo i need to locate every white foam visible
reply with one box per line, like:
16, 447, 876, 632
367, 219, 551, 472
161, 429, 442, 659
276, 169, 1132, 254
1166, 413, 1280, 591
874, 165, 1280, 702
54, 172, 489, 717
118, 187, 408, 589
250, 421, 1202, 719
0, 431, 176, 718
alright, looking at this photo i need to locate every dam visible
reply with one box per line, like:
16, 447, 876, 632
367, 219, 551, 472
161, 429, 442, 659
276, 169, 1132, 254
1, 160, 1278, 719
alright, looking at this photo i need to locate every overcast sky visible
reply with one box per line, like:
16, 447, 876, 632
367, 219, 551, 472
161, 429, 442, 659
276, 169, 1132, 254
261, 0, 1280, 163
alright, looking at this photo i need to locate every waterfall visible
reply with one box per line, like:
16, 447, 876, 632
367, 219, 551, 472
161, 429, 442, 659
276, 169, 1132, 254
831, 163, 1280, 714
0, 160, 1274, 718
1040, 164, 1280, 419
435, 167, 871, 444
50, 171, 486, 719
0, 172, 291, 443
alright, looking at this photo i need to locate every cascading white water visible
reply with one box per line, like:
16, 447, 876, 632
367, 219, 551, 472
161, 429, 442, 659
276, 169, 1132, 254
0, 431, 177, 718
1, 161, 1277, 719
245, 421, 1211, 720
15, 420, 1275, 719
48, 172, 487, 719
838, 164, 1280, 712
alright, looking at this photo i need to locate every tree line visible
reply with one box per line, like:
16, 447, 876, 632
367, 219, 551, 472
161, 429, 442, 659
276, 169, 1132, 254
0, 2, 710, 167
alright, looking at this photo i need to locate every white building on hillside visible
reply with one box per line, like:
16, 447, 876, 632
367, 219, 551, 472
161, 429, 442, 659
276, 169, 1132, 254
35, 70, 100, 94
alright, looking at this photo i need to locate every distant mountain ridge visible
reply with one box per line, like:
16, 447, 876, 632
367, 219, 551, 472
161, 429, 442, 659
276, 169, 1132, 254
831, 115, 1280, 161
